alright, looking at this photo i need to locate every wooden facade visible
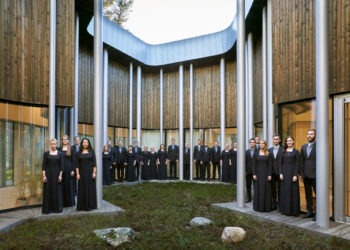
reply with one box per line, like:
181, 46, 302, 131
0, 0, 75, 106
272, 0, 350, 104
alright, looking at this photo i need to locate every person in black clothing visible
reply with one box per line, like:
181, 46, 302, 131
57, 135, 75, 207
246, 138, 257, 202
76, 138, 97, 211
193, 139, 202, 180
200, 141, 212, 181
102, 145, 112, 185
72, 136, 80, 195
183, 143, 191, 180
133, 141, 142, 180
115, 140, 127, 182
268, 134, 283, 210
230, 142, 238, 183
279, 136, 300, 216
211, 140, 221, 180
252, 140, 273, 212
107, 140, 116, 181
167, 139, 179, 179
42, 138, 63, 214
142, 146, 150, 180
158, 144, 168, 180
149, 147, 158, 180
255, 137, 261, 151
300, 129, 317, 220
126, 145, 136, 182
221, 144, 232, 182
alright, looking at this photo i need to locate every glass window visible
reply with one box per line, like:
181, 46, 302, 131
78, 123, 94, 147
141, 130, 162, 150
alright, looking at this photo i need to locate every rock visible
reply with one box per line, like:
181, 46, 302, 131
221, 227, 246, 243
189, 217, 212, 227
93, 227, 136, 247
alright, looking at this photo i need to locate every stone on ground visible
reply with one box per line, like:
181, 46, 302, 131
189, 217, 212, 227
221, 227, 246, 243
93, 227, 135, 247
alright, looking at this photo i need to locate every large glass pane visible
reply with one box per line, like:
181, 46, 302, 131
141, 130, 161, 150
78, 123, 94, 146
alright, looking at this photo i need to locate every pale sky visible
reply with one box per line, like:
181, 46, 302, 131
124, 0, 236, 44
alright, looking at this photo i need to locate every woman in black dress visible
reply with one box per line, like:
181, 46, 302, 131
149, 147, 158, 180
42, 138, 63, 214
279, 136, 300, 216
221, 144, 231, 183
126, 145, 136, 182
102, 145, 112, 185
157, 144, 168, 180
57, 135, 75, 207
76, 138, 97, 211
229, 142, 238, 183
142, 146, 150, 180
253, 140, 273, 212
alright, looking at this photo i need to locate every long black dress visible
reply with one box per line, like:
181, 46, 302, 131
253, 153, 273, 212
126, 151, 136, 182
221, 150, 231, 182
57, 147, 75, 207
102, 152, 112, 185
229, 149, 237, 183
149, 152, 158, 179
76, 151, 97, 211
142, 151, 150, 180
157, 150, 167, 180
279, 149, 300, 216
42, 151, 64, 214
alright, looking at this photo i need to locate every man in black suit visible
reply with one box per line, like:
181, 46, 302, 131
107, 140, 116, 181
133, 141, 142, 180
193, 139, 202, 180
115, 140, 127, 182
300, 129, 317, 219
268, 134, 283, 210
168, 139, 179, 179
255, 137, 261, 150
73, 136, 80, 195
200, 141, 212, 181
183, 143, 191, 180
211, 140, 221, 180
246, 138, 257, 202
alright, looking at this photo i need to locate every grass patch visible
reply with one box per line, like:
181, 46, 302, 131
0, 182, 349, 249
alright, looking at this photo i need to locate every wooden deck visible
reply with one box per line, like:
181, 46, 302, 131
212, 202, 350, 240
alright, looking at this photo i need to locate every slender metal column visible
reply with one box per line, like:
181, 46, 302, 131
179, 65, 184, 181
262, 7, 268, 141
74, 13, 79, 138
237, 0, 246, 208
103, 49, 109, 145
220, 58, 225, 181
136, 66, 141, 145
245, 42, 249, 146
189, 64, 194, 181
129, 63, 133, 144
160, 68, 164, 144
63, 108, 68, 135
316, 0, 329, 228
49, 0, 56, 139
248, 33, 254, 140
267, 0, 274, 147
94, 0, 103, 208
56, 108, 61, 141
70, 108, 74, 144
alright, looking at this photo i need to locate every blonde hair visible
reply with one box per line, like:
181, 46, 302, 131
260, 140, 269, 156
50, 138, 57, 144
61, 135, 71, 157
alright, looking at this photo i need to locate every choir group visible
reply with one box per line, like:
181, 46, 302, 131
41, 129, 317, 220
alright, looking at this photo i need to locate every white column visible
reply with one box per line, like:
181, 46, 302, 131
49, 0, 56, 139
248, 33, 254, 140
245, 42, 249, 146
103, 49, 109, 145
316, 0, 329, 228
74, 13, 79, 139
237, 0, 246, 208
189, 64, 194, 181
56, 108, 61, 141
129, 63, 133, 144
136, 66, 141, 145
220, 58, 225, 181
262, 7, 268, 141
267, 0, 274, 147
70, 108, 74, 144
93, 0, 103, 208
160, 68, 164, 145
179, 65, 184, 181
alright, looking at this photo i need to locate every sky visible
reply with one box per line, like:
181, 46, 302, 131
124, 0, 236, 45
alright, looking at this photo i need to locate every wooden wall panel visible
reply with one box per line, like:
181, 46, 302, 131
225, 60, 237, 127
272, 0, 350, 104
163, 70, 179, 129
141, 72, 160, 129
0, 0, 75, 106
253, 37, 263, 124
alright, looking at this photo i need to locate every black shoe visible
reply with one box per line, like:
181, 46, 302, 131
312, 215, 316, 221
245, 198, 251, 203
303, 212, 314, 218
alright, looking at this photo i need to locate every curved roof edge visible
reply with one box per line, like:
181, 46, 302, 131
87, 0, 254, 66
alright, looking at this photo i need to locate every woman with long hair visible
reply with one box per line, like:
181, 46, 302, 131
221, 144, 232, 183
42, 138, 63, 214
57, 135, 75, 207
230, 142, 238, 183
157, 144, 168, 180
253, 140, 273, 212
142, 146, 150, 180
76, 138, 97, 211
149, 147, 158, 180
126, 145, 136, 182
279, 136, 300, 216
102, 145, 112, 185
